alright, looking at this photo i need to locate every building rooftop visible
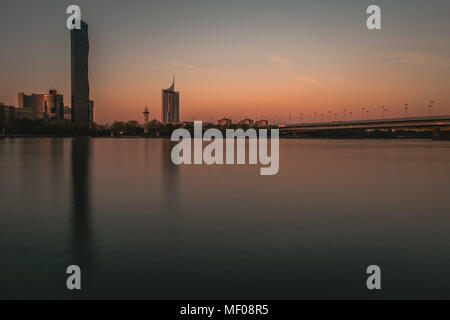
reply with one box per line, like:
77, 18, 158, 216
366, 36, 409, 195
164, 75, 175, 92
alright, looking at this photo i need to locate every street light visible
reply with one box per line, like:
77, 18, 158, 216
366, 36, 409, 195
405, 104, 408, 118
328, 110, 331, 122
350, 111, 352, 121
361, 107, 365, 120
344, 109, 347, 121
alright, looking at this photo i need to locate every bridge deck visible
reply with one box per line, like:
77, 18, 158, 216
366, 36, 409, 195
280, 115, 450, 132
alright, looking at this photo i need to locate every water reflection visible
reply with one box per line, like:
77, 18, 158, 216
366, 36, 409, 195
161, 139, 179, 215
2, 138, 450, 299
69, 138, 92, 281
50, 138, 64, 185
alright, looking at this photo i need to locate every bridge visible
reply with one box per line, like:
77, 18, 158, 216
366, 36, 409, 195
280, 115, 450, 136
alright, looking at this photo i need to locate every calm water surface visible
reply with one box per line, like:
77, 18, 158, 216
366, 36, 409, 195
1, 138, 450, 299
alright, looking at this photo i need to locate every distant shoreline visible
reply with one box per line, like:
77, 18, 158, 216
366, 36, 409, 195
1, 134, 448, 141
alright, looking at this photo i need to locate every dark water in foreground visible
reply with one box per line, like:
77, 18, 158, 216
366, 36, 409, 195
1, 137, 450, 299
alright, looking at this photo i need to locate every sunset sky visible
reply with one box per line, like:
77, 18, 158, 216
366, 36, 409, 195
0, 0, 449, 124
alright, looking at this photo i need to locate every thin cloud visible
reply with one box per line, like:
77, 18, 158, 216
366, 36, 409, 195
166, 61, 223, 76
148, 65, 169, 71
378, 52, 450, 68
267, 54, 290, 66
268, 54, 320, 85
295, 74, 317, 84
327, 75, 342, 81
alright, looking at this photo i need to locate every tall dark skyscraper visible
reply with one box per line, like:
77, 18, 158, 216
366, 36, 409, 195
161, 76, 180, 124
71, 20, 92, 124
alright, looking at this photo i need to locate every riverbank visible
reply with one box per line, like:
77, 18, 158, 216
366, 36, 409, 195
1, 134, 449, 140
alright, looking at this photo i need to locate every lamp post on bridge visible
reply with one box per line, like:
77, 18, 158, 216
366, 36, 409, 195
405, 104, 409, 118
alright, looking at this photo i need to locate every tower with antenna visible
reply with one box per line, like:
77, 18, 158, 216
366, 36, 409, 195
161, 74, 180, 124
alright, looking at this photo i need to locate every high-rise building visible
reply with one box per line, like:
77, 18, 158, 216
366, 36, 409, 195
44, 90, 64, 120
161, 76, 180, 124
18, 93, 42, 119
71, 20, 92, 124
18, 90, 64, 120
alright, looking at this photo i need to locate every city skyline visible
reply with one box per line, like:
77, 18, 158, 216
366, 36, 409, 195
0, 0, 449, 124
2, 1, 450, 302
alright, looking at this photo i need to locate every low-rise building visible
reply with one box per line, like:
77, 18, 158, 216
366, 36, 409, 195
0, 103, 16, 133
255, 119, 269, 127
89, 100, 94, 123
218, 118, 232, 127
64, 106, 72, 121
15, 108, 34, 120
239, 118, 254, 126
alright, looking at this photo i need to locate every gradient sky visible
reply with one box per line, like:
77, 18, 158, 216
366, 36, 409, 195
1, 0, 449, 124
